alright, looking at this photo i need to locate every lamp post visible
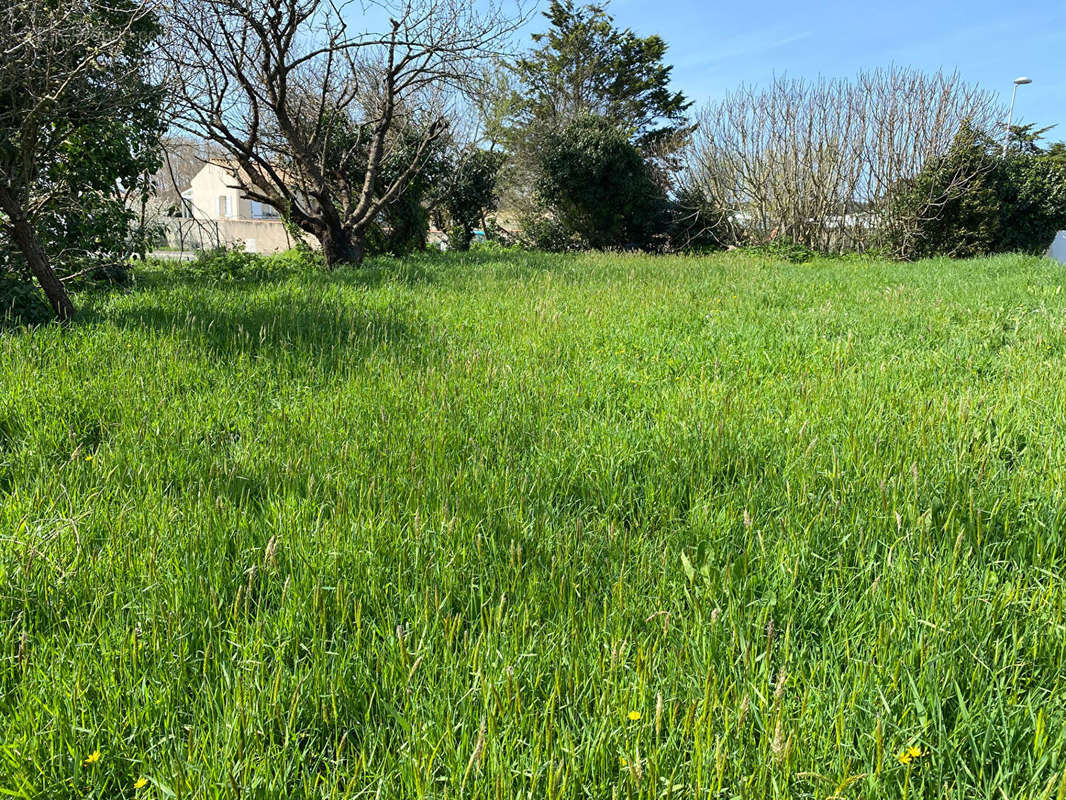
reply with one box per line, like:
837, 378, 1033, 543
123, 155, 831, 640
1003, 76, 1033, 156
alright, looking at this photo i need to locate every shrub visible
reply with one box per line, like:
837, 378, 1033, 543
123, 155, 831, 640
751, 239, 818, 264
483, 218, 518, 248
887, 124, 1066, 259
994, 157, 1066, 253
0, 275, 54, 327
269, 247, 324, 271
533, 116, 668, 250
517, 212, 584, 252
181, 246, 324, 283
447, 225, 472, 252
438, 149, 505, 252
186, 247, 263, 280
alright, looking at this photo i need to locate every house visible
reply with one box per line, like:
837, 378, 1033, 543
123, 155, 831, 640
170, 161, 297, 254
151, 157, 302, 255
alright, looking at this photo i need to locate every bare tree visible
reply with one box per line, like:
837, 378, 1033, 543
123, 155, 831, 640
0, 0, 158, 320
687, 67, 1003, 254
161, 0, 524, 267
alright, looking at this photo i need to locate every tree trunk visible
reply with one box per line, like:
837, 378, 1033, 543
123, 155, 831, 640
0, 187, 75, 321
320, 223, 365, 268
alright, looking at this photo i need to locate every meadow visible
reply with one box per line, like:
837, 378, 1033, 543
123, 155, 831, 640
2, 249, 1066, 799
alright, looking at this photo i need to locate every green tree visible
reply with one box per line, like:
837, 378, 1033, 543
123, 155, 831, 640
505, 1, 689, 251
0, 0, 162, 321
1046, 142, 1066, 166
887, 123, 1066, 259
533, 116, 667, 250
511, 0, 691, 152
438, 150, 506, 251
366, 129, 451, 258
1006, 123, 1058, 155
282, 103, 450, 258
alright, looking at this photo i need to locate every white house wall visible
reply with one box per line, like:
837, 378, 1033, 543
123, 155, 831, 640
1049, 231, 1066, 265
187, 162, 249, 220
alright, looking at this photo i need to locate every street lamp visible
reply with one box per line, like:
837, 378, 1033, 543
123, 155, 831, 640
1003, 76, 1033, 155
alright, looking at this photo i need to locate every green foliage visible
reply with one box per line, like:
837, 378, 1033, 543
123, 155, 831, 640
1044, 141, 1066, 166
516, 212, 584, 251
4, 251, 1066, 797
481, 217, 519, 247
307, 111, 449, 258
446, 225, 471, 252
370, 129, 449, 257
0, 274, 53, 327
277, 105, 447, 258
511, 0, 691, 152
889, 123, 1066, 259
1006, 122, 1058, 156
437, 149, 506, 251
667, 185, 728, 252
183, 246, 321, 283
185, 247, 264, 281
533, 116, 668, 250
0, 0, 164, 285
992, 156, 1066, 253
504, 2, 690, 252
747, 238, 818, 263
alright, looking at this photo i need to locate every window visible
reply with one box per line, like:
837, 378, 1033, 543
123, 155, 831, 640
250, 200, 280, 220
217, 195, 230, 218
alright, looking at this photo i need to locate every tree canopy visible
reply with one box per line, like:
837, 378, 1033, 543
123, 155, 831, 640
0, 0, 162, 320
534, 115, 666, 250
888, 123, 1066, 259
511, 0, 691, 151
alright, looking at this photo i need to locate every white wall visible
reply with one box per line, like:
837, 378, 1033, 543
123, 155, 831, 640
159, 218, 316, 255
187, 162, 246, 220
1048, 231, 1066, 264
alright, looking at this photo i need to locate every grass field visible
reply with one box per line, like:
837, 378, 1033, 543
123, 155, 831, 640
2, 249, 1066, 799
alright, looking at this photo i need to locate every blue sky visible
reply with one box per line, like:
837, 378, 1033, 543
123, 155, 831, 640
543, 0, 1066, 137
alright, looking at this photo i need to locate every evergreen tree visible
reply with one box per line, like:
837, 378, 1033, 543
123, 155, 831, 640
509, 0, 691, 153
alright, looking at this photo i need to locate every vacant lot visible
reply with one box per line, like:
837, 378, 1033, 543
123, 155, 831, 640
2, 251, 1065, 798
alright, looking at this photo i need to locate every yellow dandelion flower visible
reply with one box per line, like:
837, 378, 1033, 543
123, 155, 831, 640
627, 710, 641, 721
83, 750, 101, 766
619, 756, 627, 767
134, 777, 149, 789
84, 454, 94, 462
907, 745, 924, 759
897, 750, 912, 765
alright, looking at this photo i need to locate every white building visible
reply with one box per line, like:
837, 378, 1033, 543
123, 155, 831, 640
1048, 231, 1066, 264
165, 161, 300, 254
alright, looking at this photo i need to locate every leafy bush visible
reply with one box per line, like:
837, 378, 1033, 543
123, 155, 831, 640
366, 186, 433, 257
751, 239, 818, 264
0, 275, 54, 327
482, 218, 518, 247
533, 115, 668, 250
437, 149, 506, 252
517, 211, 585, 252
446, 225, 472, 252
993, 156, 1066, 253
183, 246, 323, 282
269, 247, 324, 271
186, 247, 263, 280
364, 128, 450, 257
887, 124, 1066, 259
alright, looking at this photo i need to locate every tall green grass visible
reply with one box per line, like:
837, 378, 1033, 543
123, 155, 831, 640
2, 250, 1066, 798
